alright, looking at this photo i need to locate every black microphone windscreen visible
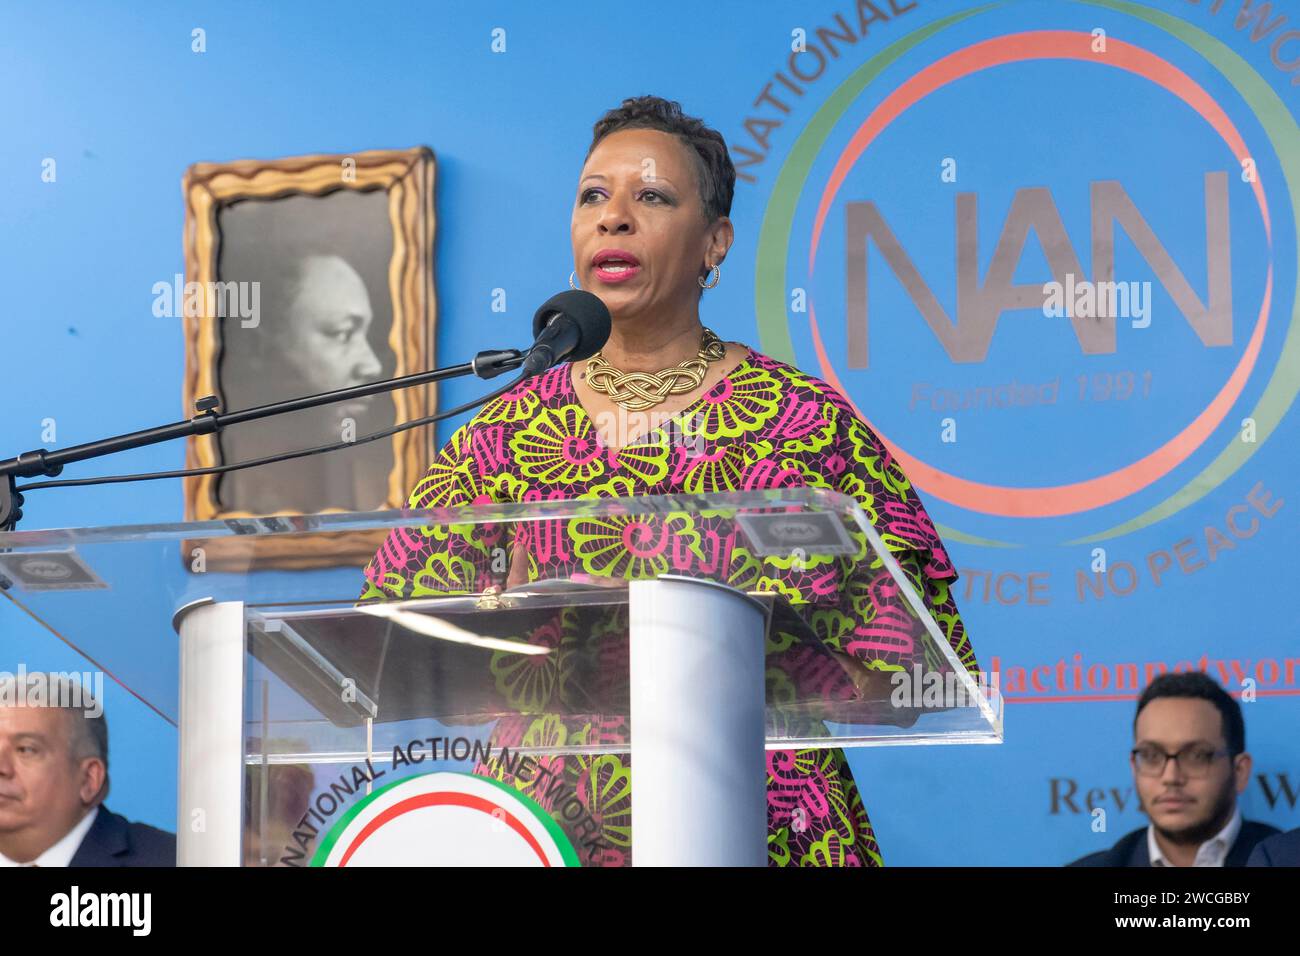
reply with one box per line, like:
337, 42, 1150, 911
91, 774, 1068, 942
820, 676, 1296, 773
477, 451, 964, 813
531, 290, 612, 361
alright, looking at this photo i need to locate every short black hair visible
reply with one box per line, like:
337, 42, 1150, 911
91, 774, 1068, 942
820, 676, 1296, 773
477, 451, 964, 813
586, 95, 736, 223
1135, 672, 1245, 755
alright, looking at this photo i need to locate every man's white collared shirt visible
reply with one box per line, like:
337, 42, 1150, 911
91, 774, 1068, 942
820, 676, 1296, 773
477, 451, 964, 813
0, 806, 99, 867
1148, 807, 1241, 867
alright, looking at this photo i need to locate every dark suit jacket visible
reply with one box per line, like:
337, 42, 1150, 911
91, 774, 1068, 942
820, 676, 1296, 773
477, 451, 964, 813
68, 806, 176, 867
1246, 827, 1300, 866
1068, 819, 1280, 867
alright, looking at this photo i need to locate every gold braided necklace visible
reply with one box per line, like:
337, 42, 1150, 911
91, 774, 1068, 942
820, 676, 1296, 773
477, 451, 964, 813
585, 327, 727, 411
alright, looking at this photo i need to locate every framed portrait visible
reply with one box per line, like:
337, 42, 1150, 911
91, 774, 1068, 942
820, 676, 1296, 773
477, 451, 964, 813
181, 147, 436, 570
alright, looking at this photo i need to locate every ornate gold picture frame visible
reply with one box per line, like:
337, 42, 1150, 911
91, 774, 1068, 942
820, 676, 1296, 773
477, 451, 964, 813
181, 147, 435, 570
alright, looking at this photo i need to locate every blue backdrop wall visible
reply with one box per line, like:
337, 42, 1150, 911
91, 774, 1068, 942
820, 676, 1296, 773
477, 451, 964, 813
1, 0, 1296, 864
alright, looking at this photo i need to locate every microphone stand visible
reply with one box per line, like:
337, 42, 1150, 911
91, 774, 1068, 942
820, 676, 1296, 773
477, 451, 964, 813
0, 347, 525, 532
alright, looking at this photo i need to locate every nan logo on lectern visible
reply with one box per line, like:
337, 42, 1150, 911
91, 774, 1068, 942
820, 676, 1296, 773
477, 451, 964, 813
310, 771, 579, 867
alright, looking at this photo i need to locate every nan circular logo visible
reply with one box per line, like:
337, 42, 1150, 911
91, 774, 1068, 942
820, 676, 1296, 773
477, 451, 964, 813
311, 771, 579, 867
756, 1, 1300, 546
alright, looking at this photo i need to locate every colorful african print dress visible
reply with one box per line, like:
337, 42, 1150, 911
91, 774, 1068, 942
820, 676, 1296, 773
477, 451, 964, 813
359, 346, 979, 866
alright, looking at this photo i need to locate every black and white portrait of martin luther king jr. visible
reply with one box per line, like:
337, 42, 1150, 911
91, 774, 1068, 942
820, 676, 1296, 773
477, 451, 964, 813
214, 189, 396, 516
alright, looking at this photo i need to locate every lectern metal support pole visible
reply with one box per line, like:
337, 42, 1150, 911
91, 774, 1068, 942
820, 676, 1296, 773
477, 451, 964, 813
628, 577, 768, 866
176, 600, 246, 866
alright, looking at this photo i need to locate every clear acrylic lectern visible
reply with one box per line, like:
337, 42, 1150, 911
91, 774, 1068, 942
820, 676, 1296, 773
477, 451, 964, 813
0, 489, 1001, 867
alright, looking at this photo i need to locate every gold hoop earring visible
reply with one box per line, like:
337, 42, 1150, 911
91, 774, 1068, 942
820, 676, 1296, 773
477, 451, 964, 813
569, 270, 580, 290
698, 264, 720, 290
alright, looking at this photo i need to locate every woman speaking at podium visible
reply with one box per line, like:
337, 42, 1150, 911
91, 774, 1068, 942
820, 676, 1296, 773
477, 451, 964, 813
360, 96, 978, 866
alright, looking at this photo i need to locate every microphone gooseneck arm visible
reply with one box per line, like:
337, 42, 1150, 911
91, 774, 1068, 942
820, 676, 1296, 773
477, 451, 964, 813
0, 288, 613, 532
0, 347, 525, 531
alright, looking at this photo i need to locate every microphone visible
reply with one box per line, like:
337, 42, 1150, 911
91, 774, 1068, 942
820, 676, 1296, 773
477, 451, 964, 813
521, 290, 612, 377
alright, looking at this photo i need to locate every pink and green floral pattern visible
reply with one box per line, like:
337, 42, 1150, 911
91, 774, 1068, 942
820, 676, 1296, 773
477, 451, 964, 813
360, 347, 979, 866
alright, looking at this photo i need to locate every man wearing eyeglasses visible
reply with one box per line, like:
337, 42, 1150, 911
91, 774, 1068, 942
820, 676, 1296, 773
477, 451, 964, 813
1069, 672, 1280, 867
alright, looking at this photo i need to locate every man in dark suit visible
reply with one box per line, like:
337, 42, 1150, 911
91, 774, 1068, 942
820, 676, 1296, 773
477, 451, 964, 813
0, 673, 175, 867
1069, 672, 1278, 867
1247, 827, 1300, 866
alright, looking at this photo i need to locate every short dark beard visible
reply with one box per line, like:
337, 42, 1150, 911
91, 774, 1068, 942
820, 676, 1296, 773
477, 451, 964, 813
1153, 777, 1237, 847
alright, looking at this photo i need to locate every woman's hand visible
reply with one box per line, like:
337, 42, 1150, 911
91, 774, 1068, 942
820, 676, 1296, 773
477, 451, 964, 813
828, 652, 921, 728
